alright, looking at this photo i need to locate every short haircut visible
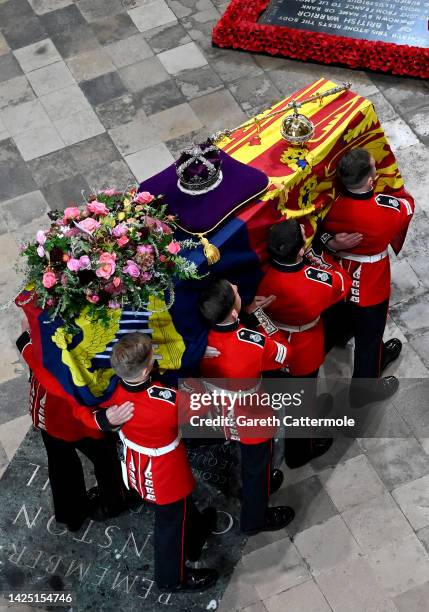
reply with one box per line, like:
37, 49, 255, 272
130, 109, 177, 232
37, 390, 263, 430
199, 279, 236, 326
111, 332, 152, 380
268, 220, 304, 264
337, 148, 372, 189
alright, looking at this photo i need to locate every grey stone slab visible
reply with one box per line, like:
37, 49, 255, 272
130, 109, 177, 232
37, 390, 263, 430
264, 580, 331, 612
28, 0, 74, 15
342, 492, 414, 554
0, 53, 22, 83
390, 292, 429, 338
408, 108, 429, 145
410, 332, 429, 372
41, 174, 91, 211
229, 74, 282, 116
118, 56, 169, 93
39, 83, 92, 121
0, 375, 30, 425
390, 258, 425, 306
134, 78, 185, 115
315, 557, 398, 612
0, 0, 34, 22
394, 581, 429, 612
53, 108, 105, 146
242, 538, 310, 600
1, 14, 48, 51
392, 380, 429, 438
366, 438, 429, 490
0, 76, 35, 109
417, 526, 429, 555
90, 13, 139, 46
85, 159, 137, 192
368, 91, 398, 124
109, 118, 160, 155
143, 21, 191, 54
394, 144, 429, 217
190, 88, 247, 131
148, 101, 203, 140
125, 142, 174, 181
382, 80, 429, 114
270, 475, 338, 537
175, 64, 223, 100
105, 33, 153, 69
27, 147, 81, 187
383, 117, 420, 151
80, 71, 127, 106
40, 3, 87, 30
76, 0, 128, 22
128, 1, 177, 33
14, 126, 63, 164
368, 534, 429, 597
158, 41, 207, 75
310, 437, 362, 472
0, 189, 49, 231
48, 25, 102, 59
13, 38, 62, 74
67, 49, 116, 82
0, 99, 51, 137
208, 47, 264, 84
217, 562, 264, 612
166, 0, 214, 19
392, 474, 429, 531
68, 133, 121, 174
94, 93, 143, 129
164, 126, 208, 158
0, 139, 37, 201
26, 61, 76, 96
294, 514, 361, 575
0, 33, 9, 57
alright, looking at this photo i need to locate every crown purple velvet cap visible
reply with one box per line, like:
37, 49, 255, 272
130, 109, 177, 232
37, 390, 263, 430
138, 146, 269, 234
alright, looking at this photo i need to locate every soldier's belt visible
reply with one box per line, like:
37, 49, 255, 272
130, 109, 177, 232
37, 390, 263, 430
273, 316, 320, 333
119, 431, 181, 457
338, 249, 388, 263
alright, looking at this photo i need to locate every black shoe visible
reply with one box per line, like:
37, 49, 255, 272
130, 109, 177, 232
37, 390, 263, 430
381, 338, 402, 373
270, 469, 284, 495
159, 568, 219, 593
66, 516, 87, 532
187, 507, 217, 562
349, 375, 399, 408
285, 438, 333, 469
242, 505, 295, 535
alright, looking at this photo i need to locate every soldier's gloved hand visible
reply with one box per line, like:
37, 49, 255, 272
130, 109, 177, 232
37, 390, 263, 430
328, 232, 363, 251
106, 401, 134, 426
204, 345, 221, 358
244, 294, 276, 313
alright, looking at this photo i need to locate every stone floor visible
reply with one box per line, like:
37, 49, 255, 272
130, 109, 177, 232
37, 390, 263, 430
0, 0, 429, 610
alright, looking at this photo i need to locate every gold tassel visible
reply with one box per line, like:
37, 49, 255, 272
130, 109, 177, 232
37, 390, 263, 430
199, 235, 220, 265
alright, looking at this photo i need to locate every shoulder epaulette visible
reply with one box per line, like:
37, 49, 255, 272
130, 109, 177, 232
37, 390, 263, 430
305, 267, 333, 286
375, 194, 401, 211
237, 328, 266, 348
147, 385, 177, 405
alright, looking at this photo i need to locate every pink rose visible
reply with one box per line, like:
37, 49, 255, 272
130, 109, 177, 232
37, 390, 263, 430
123, 260, 140, 278
64, 228, 80, 238
86, 200, 109, 216
67, 258, 81, 272
46, 297, 55, 307
103, 189, 116, 196
60, 273, 67, 286
108, 300, 121, 309
112, 223, 128, 237
116, 235, 129, 247
167, 241, 181, 255
134, 191, 154, 204
140, 271, 153, 282
137, 244, 154, 255
42, 271, 57, 289
96, 252, 116, 279
79, 255, 91, 269
78, 218, 101, 233
64, 206, 80, 220
36, 230, 46, 245
36, 245, 45, 257
86, 293, 99, 304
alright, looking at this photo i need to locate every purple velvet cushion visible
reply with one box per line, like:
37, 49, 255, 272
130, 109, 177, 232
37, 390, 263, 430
138, 151, 269, 233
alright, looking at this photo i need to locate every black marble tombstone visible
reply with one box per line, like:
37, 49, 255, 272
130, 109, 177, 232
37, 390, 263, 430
0, 429, 244, 612
259, 0, 429, 48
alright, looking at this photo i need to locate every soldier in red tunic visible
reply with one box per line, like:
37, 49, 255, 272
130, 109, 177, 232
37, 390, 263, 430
257, 219, 352, 467
16, 327, 133, 532
320, 148, 415, 405
199, 279, 295, 535
106, 333, 218, 593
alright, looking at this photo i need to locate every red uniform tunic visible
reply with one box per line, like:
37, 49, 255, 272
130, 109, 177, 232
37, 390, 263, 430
103, 379, 195, 506
321, 187, 414, 306
18, 333, 104, 442
258, 259, 351, 376
200, 321, 290, 444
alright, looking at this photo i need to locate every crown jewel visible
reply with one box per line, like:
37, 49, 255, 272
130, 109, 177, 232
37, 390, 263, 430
176, 139, 223, 195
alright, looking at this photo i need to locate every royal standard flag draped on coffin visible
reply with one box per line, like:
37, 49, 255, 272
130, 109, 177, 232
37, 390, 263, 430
17, 79, 406, 406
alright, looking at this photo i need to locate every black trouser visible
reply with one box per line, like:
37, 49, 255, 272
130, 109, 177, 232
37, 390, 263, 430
240, 440, 271, 532
154, 495, 208, 588
41, 430, 126, 526
323, 299, 389, 378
